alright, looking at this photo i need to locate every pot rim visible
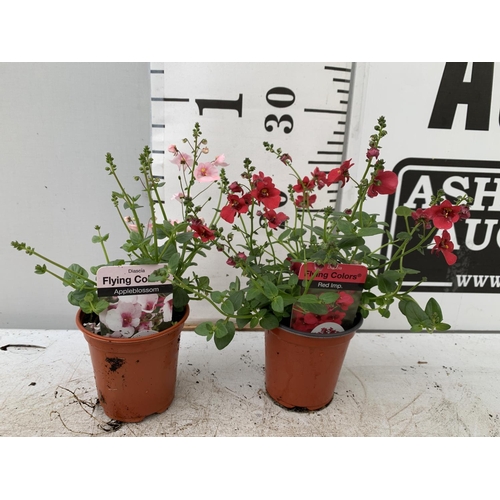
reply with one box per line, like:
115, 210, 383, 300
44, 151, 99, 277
275, 312, 363, 339
75, 305, 189, 343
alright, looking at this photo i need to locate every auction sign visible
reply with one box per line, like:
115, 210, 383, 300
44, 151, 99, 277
342, 62, 500, 330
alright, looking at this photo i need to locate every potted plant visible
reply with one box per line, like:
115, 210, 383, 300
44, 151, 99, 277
11, 123, 232, 422
196, 116, 472, 410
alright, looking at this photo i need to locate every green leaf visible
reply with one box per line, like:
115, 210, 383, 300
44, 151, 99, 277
425, 297, 443, 323
168, 252, 180, 272
210, 291, 225, 303
173, 287, 189, 309
92, 233, 109, 244
399, 300, 433, 330
301, 302, 328, 315
214, 322, 236, 350
263, 281, 279, 299
396, 231, 412, 240
318, 292, 340, 304
395, 206, 413, 217
401, 267, 420, 275
337, 235, 364, 249
297, 294, 319, 305
357, 227, 384, 237
337, 219, 355, 233
195, 322, 213, 337
278, 228, 292, 241
129, 231, 143, 245
176, 232, 193, 244
221, 299, 235, 316
377, 270, 402, 293
95, 299, 110, 314
63, 264, 89, 287
271, 295, 284, 313
228, 290, 244, 311
435, 322, 451, 331
260, 313, 279, 330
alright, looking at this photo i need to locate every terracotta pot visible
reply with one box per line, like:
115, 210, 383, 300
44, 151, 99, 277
265, 314, 363, 411
76, 306, 189, 423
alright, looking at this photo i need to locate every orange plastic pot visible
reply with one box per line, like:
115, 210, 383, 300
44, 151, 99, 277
265, 314, 363, 411
76, 306, 189, 423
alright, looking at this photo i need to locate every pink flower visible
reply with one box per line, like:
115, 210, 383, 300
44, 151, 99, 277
99, 299, 142, 337
137, 294, 159, 313
168, 144, 178, 154
280, 153, 292, 164
366, 147, 380, 159
171, 192, 185, 202
194, 162, 220, 182
213, 154, 228, 167
170, 152, 193, 171
162, 296, 173, 323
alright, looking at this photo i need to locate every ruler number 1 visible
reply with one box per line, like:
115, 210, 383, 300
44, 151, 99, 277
265, 87, 295, 134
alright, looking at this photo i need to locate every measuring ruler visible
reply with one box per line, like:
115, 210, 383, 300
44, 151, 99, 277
149, 62, 353, 212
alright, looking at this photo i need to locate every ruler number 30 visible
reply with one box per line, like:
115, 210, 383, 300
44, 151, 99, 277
264, 87, 295, 134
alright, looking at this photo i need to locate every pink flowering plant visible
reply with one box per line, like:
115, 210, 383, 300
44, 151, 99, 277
194, 116, 473, 343
11, 123, 232, 339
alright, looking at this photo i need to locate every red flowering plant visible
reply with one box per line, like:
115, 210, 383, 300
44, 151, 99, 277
12, 123, 232, 339
194, 116, 472, 344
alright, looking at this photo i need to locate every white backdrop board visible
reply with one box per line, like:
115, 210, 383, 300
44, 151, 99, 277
341, 62, 500, 331
149, 62, 353, 323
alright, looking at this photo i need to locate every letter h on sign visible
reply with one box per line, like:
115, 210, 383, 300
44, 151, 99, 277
428, 62, 494, 131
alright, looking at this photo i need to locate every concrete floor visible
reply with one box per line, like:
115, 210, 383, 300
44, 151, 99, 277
1, 326, 499, 437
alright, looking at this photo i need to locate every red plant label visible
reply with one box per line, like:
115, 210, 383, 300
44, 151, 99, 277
290, 263, 367, 334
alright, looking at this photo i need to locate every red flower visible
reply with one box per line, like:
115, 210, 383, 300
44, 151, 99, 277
335, 291, 354, 311
367, 170, 398, 198
411, 208, 432, 229
292, 176, 315, 194
226, 252, 247, 267
251, 172, 281, 209
189, 222, 215, 242
327, 159, 353, 187
366, 147, 380, 159
458, 205, 471, 220
228, 181, 244, 194
290, 309, 321, 332
287, 258, 302, 275
294, 193, 317, 208
431, 229, 457, 265
311, 167, 328, 190
220, 194, 252, 223
263, 208, 289, 229
426, 200, 461, 230
322, 309, 346, 325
